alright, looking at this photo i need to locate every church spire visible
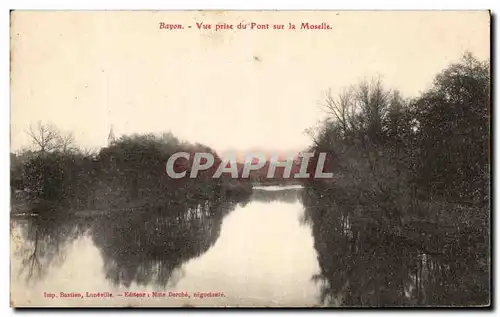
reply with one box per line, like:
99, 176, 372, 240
107, 124, 116, 146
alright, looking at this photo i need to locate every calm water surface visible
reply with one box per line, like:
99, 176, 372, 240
11, 186, 322, 307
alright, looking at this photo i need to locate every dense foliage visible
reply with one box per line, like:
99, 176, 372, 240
11, 131, 252, 216
302, 53, 490, 306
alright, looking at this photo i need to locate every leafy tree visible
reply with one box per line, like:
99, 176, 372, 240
302, 53, 490, 306
413, 52, 490, 205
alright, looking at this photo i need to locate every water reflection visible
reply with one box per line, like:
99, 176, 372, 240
11, 187, 322, 307
13, 197, 244, 288
12, 185, 489, 307
92, 200, 240, 288
12, 213, 91, 283
301, 186, 490, 307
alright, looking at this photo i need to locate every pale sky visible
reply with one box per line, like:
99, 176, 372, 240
10, 11, 490, 154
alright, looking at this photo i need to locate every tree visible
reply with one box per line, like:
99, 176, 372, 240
26, 122, 60, 153
25, 121, 76, 153
413, 52, 490, 204
56, 132, 77, 154
323, 87, 355, 141
302, 53, 490, 306
355, 78, 390, 145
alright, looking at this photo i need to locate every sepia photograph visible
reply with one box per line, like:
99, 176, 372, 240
9, 10, 491, 307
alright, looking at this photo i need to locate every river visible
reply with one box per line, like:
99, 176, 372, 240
10, 186, 323, 307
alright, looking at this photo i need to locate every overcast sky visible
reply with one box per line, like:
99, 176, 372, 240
10, 11, 490, 154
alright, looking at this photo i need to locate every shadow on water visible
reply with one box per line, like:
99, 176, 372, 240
91, 198, 242, 288
14, 183, 487, 307
301, 186, 489, 307
12, 194, 249, 289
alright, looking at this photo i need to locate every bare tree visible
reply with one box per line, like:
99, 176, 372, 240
25, 121, 60, 153
323, 87, 355, 141
355, 78, 390, 144
304, 126, 321, 148
57, 132, 77, 154
25, 121, 76, 153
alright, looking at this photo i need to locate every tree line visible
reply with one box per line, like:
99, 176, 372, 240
11, 125, 253, 217
301, 52, 490, 306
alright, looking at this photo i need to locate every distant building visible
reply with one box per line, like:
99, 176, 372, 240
107, 125, 116, 146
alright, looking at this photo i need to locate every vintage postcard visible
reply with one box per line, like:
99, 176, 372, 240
10, 11, 491, 307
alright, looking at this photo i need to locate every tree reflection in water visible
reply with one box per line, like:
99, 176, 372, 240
91, 198, 243, 288
14, 183, 488, 306
13, 204, 91, 283
301, 187, 489, 307
14, 195, 249, 289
